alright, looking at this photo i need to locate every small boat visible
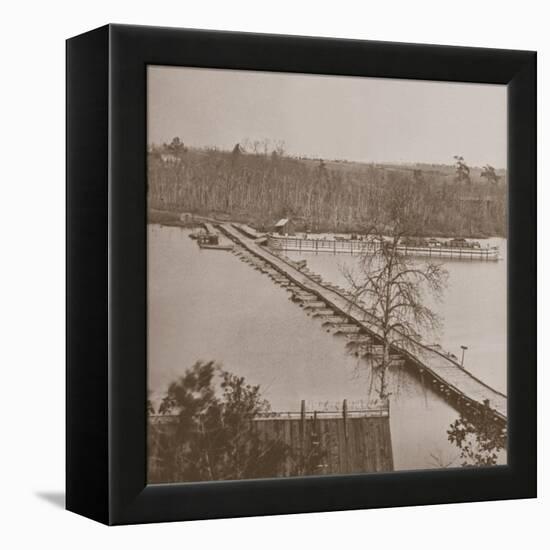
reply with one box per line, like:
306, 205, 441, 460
189, 230, 206, 240
197, 233, 233, 251
198, 243, 234, 251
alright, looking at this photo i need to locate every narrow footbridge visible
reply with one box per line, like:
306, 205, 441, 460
219, 223, 507, 424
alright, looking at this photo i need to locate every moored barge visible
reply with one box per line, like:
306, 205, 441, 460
267, 234, 499, 261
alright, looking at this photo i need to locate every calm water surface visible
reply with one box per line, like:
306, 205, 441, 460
148, 226, 506, 471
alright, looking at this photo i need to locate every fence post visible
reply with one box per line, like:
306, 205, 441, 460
301, 399, 306, 443
343, 399, 348, 440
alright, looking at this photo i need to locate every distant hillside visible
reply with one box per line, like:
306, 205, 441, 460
148, 145, 507, 237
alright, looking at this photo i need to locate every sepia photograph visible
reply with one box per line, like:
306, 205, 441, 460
146, 65, 508, 484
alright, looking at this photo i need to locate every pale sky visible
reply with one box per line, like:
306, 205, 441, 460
148, 65, 507, 169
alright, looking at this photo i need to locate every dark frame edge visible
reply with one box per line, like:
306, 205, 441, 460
66, 24, 111, 525
507, 50, 537, 498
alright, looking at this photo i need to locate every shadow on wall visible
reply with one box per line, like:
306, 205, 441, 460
35, 492, 65, 509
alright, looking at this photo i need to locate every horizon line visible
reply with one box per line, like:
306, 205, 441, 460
147, 142, 507, 171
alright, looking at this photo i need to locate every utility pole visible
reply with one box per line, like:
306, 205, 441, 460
460, 345, 468, 368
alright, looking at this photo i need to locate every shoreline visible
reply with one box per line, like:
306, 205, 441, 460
147, 209, 506, 240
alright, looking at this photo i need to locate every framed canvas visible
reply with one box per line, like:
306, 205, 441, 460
66, 24, 537, 525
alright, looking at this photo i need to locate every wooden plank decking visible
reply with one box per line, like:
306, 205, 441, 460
202, 222, 217, 234
232, 223, 266, 240
220, 223, 507, 422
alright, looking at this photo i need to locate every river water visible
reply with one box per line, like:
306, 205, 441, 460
286, 237, 507, 394
148, 225, 507, 471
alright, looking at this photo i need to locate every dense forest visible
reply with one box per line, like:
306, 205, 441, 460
147, 140, 507, 237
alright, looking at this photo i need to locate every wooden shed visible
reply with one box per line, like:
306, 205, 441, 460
273, 218, 295, 235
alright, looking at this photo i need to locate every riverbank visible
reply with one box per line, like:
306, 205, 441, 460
148, 207, 505, 240
148, 208, 199, 227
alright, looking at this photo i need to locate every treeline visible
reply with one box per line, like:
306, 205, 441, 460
148, 143, 507, 237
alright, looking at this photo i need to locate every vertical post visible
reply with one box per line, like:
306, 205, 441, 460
343, 399, 348, 440
300, 399, 306, 442
312, 409, 318, 467
460, 345, 468, 367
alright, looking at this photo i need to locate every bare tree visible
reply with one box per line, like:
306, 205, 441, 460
343, 179, 448, 403
427, 449, 460, 469
480, 164, 500, 186
273, 139, 286, 156
453, 155, 471, 185
165, 136, 187, 158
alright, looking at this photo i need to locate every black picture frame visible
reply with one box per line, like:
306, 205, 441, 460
66, 24, 537, 525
